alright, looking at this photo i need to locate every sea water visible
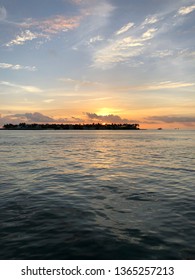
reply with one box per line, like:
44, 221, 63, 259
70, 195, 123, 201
0, 130, 195, 259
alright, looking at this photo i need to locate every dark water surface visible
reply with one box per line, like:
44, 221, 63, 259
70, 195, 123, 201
0, 130, 195, 259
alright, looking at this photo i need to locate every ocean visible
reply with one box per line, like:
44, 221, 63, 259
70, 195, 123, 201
0, 129, 195, 260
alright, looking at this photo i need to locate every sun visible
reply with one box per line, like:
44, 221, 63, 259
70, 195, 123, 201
97, 107, 120, 116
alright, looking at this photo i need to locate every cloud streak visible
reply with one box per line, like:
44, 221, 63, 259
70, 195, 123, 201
0, 81, 42, 93
0, 62, 36, 71
130, 81, 195, 91
178, 5, 195, 15
5, 1, 115, 49
20, 15, 81, 34
92, 3, 195, 69
115, 22, 134, 35
145, 115, 195, 124
6, 30, 41, 47
93, 26, 158, 68
141, 15, 159, 27
59, 77, 103, 91
5, 14, 83, 47
88, 35, 104, 44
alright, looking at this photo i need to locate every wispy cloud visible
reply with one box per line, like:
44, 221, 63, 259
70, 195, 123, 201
145, 115, 195, 124
5, 30, 41, 47
93, 27, 158, 68
88, 35, 104, 44
43, 99, 55, 103
87, 1, 115, 17
99, 80, 194, 93
120, 81, 195, 92
59, 77, 103, 90
5, 14, 82, 47
151, 50, 174, 58
20, 15, 81, 34
139, 81, 195, 91
142, 15, 159, 27
0, 6, 6, 21
115, 22, 134, 35
71, 0, 86, 4
94, 44, 142, 68
0, 62, 36, 71
0, 81, 42, 93
142, 28, 157, 40
71, 2, 115, 50
178, 5, 195, 15
92, 1, 195, 69
4, 1, 116, 50
71, 0, 83, 4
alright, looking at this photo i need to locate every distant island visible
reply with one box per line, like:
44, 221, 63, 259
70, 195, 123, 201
3, 123, 140, 130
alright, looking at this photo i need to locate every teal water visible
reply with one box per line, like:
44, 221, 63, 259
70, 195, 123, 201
0, 130, 195, 259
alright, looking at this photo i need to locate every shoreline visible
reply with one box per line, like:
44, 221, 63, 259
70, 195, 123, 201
2, 123, 140, 130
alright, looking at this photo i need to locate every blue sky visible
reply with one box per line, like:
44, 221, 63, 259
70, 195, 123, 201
0, 0, 195, 128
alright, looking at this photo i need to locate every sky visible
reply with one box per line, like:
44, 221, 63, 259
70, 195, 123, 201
0, 0, 195, 128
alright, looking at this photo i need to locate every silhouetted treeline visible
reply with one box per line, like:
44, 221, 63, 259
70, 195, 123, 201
3, 123, 139, 130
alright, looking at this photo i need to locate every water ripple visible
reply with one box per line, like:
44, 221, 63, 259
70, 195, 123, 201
0, 130, 195, 259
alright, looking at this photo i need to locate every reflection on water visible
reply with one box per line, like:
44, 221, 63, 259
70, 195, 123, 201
0, 130, 195, 259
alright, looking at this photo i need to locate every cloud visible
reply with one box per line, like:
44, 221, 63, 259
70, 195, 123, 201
43, 99, 55, 103
0, 113, 52, 126
71, 0, 83, 4
0, 112, 86, 126
0, 81, 42, 93
88, 2, 115, 17
142, 28, 157, 40
63, 1, 115, 51
92, 2, 195, 69
22, 15, 81, 34
59, 77, 101, 86
93, 38, 142, 68
145, 115, 195, 124
59, 77, 103, 90
78, 1, 115, 35
71, 0, 99, 5
142, 15, 159, 27
85, 113, 137, 124
21, 86, 42, 93
88, 35, 104, 44
93, 27, 158, 68
0, 112, 55, 125
141, 81, 195, 90
70, 0, 93, 4
0, 62, 36, 71
5, 30, 40, 47
151, 50, 174, 58
15, 112, 54, 122
5, 15, 81, 47
123, 81, 195, 91
178, 5, 195, 15
0, 6, 6, 21
115, 22, 134, 35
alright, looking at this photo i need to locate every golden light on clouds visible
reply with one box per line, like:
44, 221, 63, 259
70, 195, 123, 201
0, 0, 195, 129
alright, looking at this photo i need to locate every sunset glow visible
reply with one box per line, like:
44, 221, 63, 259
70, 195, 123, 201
0, 0, 195, 129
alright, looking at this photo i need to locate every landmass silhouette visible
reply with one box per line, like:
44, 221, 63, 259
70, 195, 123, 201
3, 123, 139, 130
